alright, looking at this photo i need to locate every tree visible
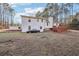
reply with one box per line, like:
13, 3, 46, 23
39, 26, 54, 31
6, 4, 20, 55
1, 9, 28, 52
44, 3, 71, 24
56, 3, 73, 24
9, 8, 15, 26
46, 3, 59, 23
36, 3, 77, 25
70, 18, 79, 30
0, 3, 15, 29
36, 11, 41, 17
41, 8, 49, 17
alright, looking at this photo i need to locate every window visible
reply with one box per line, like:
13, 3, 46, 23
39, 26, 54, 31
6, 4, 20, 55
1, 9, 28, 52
28, 26, 31, 30
28, 19, 31, 22
47, 22, 49, 26
6, 4, 9, 6
37, 19, 39, 22
41, 19, 43, 22
47, 20, 49, 26
40, 26, 42, 29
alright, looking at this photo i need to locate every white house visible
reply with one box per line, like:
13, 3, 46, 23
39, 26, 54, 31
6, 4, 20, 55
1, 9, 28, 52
21, 15, 53, 32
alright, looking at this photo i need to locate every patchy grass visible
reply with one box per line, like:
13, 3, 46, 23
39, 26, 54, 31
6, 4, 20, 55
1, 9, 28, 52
0, 31, 79, 56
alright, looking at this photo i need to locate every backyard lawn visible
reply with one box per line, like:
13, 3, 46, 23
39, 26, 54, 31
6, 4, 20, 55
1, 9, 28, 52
0, 31, 79, 56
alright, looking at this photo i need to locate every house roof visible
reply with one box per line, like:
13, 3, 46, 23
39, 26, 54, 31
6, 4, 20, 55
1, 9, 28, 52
21, 15, 46, 19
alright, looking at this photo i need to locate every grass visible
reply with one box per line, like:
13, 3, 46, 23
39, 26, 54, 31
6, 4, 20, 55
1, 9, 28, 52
0, 31, 79, 56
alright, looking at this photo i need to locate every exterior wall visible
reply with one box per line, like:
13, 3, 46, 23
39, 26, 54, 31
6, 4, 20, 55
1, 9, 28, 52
44, 17, 53, 29
21, 16, 53, 32
21, 17, 45, 32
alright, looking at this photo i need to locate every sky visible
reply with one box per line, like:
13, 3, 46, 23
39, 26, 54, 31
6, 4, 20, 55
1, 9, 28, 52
11, 3, 79, 24
11, 3, 47, 24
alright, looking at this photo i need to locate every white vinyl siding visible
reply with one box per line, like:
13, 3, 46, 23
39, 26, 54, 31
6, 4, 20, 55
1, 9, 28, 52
21, 16, 53, 32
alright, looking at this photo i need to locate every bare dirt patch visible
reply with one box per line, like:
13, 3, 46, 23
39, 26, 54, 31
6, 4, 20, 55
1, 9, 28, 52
0, 31, 79, 56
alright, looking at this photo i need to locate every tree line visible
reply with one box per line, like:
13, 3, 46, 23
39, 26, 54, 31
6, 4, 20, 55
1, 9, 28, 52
0, 3, 15, 29
36, 3, 79, 24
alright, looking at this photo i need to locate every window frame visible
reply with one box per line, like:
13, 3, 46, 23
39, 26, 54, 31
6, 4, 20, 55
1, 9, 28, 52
28, 26, 31, 30
37, 19, 39, 22
28, 19, 31, 22
40, 26, 42, 29
41, 19, 43, 22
